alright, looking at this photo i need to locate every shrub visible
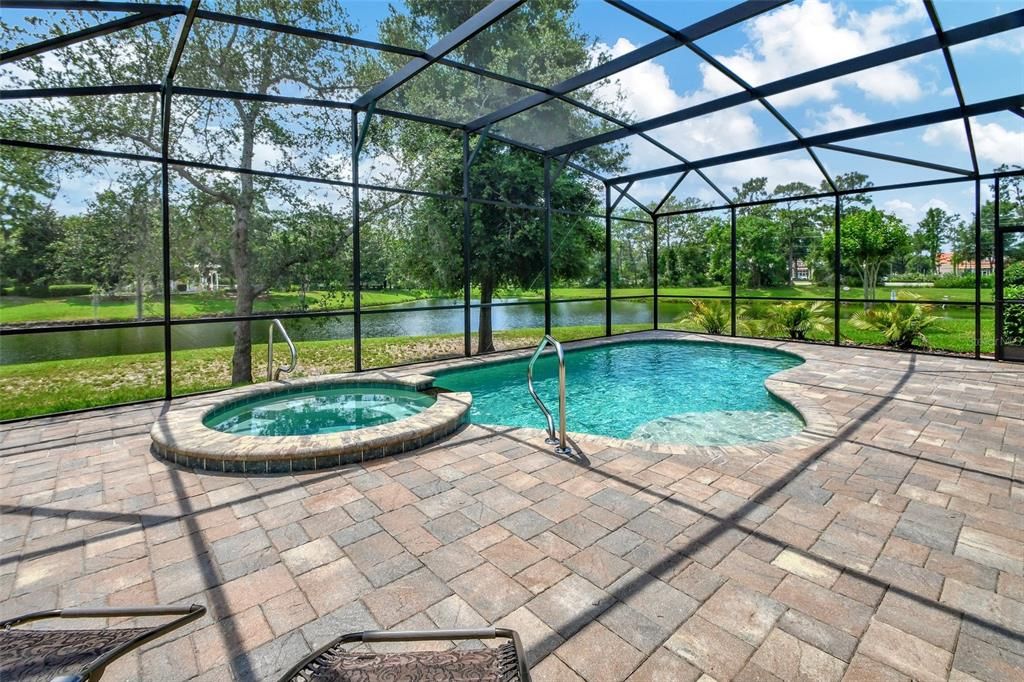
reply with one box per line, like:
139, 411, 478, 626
681, 299, 730, 335
1006, 285, 1024, 346
850, 301, 941, 349
932, 272, 994, 289
755, 301, 832, 341
884, 272, 935, 283
1005, 262, 1024, 287
176, 283, 188, 292
47, 284, 94, 297
27, 282, 50, 298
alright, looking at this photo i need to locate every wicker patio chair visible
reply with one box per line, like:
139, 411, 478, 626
279, 627, 531, 682
0, 604, 206, 682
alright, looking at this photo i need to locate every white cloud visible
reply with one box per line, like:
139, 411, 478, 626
922, 119, 1024, 167
884, 197, 954, 228
708, 155, 825, 194
806, 105, 872, 134
710, 0, 927, 106
593, 38, 687, 121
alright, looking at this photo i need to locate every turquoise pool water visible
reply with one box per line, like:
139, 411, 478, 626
204, 385, 435, 436
434, 340, 804, 445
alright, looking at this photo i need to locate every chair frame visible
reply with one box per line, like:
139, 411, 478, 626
279, 627, 532, 682
0, 604, 206, 682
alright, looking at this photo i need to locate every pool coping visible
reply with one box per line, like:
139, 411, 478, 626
150, 372, 471, 473
395, 331, 840, 460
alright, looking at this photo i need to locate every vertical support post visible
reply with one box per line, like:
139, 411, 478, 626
605, 183, 612, 337
462, 133, 472, 357
351, 110, 362, 372
159, 0, 198, 399
159, 90, 173, 400
833, 194, 841, 346
974, 178, 982, 359
652, 214, 659, 330
544, 156, 552, 336
730, 206, 737, 337
994, 177, 1004, 360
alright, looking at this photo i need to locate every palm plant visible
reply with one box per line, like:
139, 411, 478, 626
850, 301, 940, 349
681, 299, 730, 335
756, 301, 833, 341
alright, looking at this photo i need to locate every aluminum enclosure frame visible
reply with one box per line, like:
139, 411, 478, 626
2, 0, 1023, 423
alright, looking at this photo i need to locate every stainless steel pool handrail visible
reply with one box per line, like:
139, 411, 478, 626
267, 318, 298, 381
527, 335, 572, 455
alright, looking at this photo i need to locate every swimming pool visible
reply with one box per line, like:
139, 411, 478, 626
434, 340, 804, 445
204, 385, 436, 436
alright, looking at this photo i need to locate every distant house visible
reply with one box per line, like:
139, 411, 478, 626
791, 259, 811, 281
936, 252, 994, 275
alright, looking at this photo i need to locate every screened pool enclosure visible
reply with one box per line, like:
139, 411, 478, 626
1, 0, 1022, 421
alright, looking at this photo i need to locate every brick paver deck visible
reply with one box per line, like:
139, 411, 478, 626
2, 332, 1022, 681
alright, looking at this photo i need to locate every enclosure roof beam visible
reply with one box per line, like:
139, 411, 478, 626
0, 10, 169, 65
163, 0, 199, 85
464, 0, 787, 132
355, 100, 377, 157
0, 1, 180, 10
612, 181, 652, 215
608, 95, 1024, 185
924, 0, 979, 176
552, 152, 574, 182
609, 182, 634, 212
654, 172, 688, 215
353, 0, 524, 110
2, 84, 162, 99
604, 0, 835, 192
467, 124, 493, 169
817, 143, 974, 177
546, 9, 1024, 158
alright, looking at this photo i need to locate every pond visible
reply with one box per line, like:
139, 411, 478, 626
0, 297, 697, 365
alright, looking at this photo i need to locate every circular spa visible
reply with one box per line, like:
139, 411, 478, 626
204, 385, 436, 437
150, 377, 471, 473
435, 340, 806, 446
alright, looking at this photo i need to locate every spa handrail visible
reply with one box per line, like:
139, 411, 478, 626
527, 335, 572, 455
267, 318, 298, 381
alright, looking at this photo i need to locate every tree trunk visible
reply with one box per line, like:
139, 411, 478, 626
862, 261, 879, 309
135, 271, 143, 321
477, 278, 495, 354
229, 113, 257, 385
230, 199, 255, 385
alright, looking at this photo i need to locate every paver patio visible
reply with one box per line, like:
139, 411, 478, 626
2, 332, 1023, 681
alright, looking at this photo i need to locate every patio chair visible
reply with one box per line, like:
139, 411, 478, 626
0, 603, 206, 682
279, 627, 531, 682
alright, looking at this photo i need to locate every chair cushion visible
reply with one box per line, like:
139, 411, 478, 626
296, 641, 523, 682
0, 627, 149, 682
